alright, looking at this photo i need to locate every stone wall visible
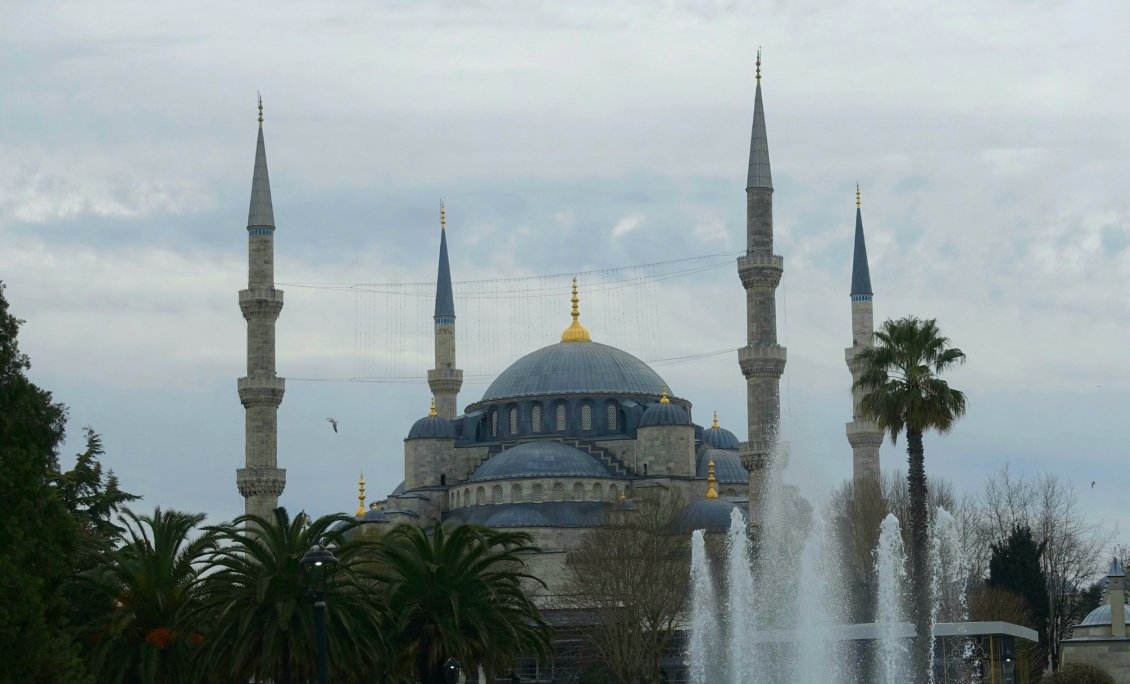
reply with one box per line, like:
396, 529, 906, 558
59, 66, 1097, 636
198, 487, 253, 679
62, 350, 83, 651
1061, 639, 1130, 683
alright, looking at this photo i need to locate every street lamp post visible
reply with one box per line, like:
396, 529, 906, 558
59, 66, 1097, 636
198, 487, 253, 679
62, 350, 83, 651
302, 544, 338, 684
442, 657, 462, 684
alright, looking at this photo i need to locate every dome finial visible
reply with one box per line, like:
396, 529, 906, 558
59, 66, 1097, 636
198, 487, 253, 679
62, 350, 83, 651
756, 48, 762, 82
660, 386, 670, 404
560, 276, 592, 342
356, 472, 366, 516
856, 182, 861, 209
440, 199, 446, 231
428, 397, 437, 417
257, 92, 263, 127
706, 459, 718, 499
712, 410, 720, 429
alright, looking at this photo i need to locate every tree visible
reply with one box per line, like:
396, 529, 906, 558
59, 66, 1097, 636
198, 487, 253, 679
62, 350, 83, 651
559, 493, 688, 684
854, 316, 967, 683
55, 428, 140, 542
1042, 662, 1115, 684
988, 525, 1050, 672
374, 523, 552, 683
81, 507, 215, 683
0, 281, 88, 682
190, 508, 387, 684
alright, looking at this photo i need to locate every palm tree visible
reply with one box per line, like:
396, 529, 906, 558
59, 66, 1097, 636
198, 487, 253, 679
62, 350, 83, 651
373, 524, 552, 683
188, 507, 386, 684
81, 507, 216, 683
855, 316, 966, 683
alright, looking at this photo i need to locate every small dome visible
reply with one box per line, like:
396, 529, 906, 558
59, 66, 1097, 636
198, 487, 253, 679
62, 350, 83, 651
361, 508, 389, 523
1080, 604, 1123, 627
702, 426, 740, 449
469, 441, 614, 482
407, 414, 455, 439
673, 498, 743, 534
697, 449, 748, 483
640, 399, 690, 427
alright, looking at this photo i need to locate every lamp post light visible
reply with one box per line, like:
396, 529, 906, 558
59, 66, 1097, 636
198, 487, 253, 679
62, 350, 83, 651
302, 544, 338, 684
442, 657, 462, 684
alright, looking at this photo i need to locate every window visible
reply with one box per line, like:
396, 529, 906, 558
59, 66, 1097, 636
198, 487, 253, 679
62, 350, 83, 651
476, 486, 485, 505
463, 490, 469, 507
643, 463, 648, 476
725, 488, 737, 497
608, 484, 619, 501
492, 485, 503, 504
572, 482, 585, 501
581, 403, 592, 431
512, 484, 523, 503
592, 483, 603, 501
552, 482, 564, 501
607, 402, 617, 431
440, 473, 446, 486
491, 409, 498, 436
531, 405, 542, 432
555, 404, 566, 431
509, 407, 518, 435
533, 483, 544, 503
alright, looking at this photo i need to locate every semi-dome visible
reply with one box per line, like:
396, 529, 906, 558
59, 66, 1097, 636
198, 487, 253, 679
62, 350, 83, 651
407, 401, 456, 439
468, 441, 614, 482
673, 498, 743, 533
480, 341, 668, 401
702, 411, 740, 449
640, 389, 690, 427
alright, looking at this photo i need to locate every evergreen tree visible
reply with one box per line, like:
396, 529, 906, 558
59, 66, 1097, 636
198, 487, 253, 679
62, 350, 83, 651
988, 525, 1050, 672
0, 281, 88, 681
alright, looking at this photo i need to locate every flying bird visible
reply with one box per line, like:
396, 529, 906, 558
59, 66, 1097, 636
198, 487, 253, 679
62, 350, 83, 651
327, 418, 339, 433
1092, 481, 1096, 489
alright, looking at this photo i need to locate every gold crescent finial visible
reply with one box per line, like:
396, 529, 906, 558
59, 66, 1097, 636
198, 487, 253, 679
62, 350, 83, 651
712, 410, 720, 429
560, 276, 592, 342
856, 182, 861, 209
706, 459, 718, 499
660, 386, 670, 404
356, 472, 366, 516
428, 397, 437, 417
257, 92, 263, 127
440, 200, 446, 231
756, 48, 761, 82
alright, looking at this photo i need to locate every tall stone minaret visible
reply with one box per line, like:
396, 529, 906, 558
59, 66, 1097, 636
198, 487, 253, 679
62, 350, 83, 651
235, 97, 286, 519
737, 51, 786, 516
845, 185, 882, 485
427, 202, 463, 419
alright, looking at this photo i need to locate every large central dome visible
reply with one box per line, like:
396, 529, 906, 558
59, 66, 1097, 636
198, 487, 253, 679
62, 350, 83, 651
480, 340, 669, 402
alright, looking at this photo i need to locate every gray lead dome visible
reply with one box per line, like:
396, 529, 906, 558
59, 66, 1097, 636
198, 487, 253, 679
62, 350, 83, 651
469, 442, 614, 482
480, 340, 668, 402
407, 414, 456, 439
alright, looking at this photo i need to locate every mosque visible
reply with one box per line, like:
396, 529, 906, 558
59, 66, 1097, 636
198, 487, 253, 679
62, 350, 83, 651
233, 58, 883, 590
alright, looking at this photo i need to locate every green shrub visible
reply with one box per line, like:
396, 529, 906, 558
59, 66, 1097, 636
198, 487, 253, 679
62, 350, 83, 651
1043, 662, 1115, 684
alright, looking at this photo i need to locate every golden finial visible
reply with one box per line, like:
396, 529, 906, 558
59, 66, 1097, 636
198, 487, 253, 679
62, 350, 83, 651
428, 397, 437, 417
660, 386, 670, 404
257, 92, 263, 127
755, 48, 761, 82
440, 200, 446, 231
856, 182, 861, 209
356, 472, 366, 516
706, 459, 718, 499
619, 489, 627, 501
560, 276, 592, 342
712, 410, 720, 429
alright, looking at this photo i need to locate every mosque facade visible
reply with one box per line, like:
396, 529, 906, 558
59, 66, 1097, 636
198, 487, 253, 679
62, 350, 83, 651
234, 60, 882, 588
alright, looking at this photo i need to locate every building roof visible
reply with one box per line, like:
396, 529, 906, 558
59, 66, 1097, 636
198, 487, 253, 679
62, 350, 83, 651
479, 340, 668, 402
746, 70, 772, 190
1111, 557, 1126, 578
447, 501, 609, 528
434, 212, 455, 319
851, 206, 873, 296
468, 441, 615, 482
407, 414, 456, 439
697, 449, 748, 483
247, 120, 275, 229
702, 425, 740, 450
673, 498, 743, 534
640, 400, 691, 427
1080, 603, 1124, 627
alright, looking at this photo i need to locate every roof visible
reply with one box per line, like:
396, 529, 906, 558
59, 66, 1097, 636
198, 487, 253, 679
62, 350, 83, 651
639, 401, 691, 427
446, 501, 609, 528
746, 81, 772, 190
468, 441, 615, 482
697, 449, 748, 483
701, 425, 740, 450
407, 414, 456, 440
673, 498, 743, 534
434, 225, 455, 319
850, 207, 873, 296
1111, 557, 1126, 578
479, 340, 668, 402
1080, 603, 1124, 627
247, 125, 275, 229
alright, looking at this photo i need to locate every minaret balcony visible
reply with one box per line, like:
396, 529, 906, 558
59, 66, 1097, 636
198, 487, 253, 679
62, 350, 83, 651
236, 466, 286, 497
239, 288, 284, 318
738, 440, 790, 471
237, 376, 286, 407
738, 345, 787, 378
737, 254, 783, 289
846, 421, 884, 448
428, 368, 464, 393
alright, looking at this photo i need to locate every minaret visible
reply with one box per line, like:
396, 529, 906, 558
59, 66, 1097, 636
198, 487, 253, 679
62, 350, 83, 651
235, 96, 286, 519
845, 184, 882, 485
427, 202, 463, 419
737, 51, 786, 515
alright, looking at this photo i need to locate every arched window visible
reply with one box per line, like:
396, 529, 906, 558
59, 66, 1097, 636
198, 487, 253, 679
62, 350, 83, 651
608, 484, 618, 501
556, 533, 564, 550
512, 484, 523, 503
725, 488, 737, 497
592, 483, 603, 501
581, 403, 592, 431
491, 409, 498, 437
492, 485, 503, 504
606, 401, 617, 431
643, 463, 648, 476
552, 482, 565, 501
509, 407, 519, 435
533, 483, 545, 503
476, 486, 485, 505
531, 404, 542, 432
440, 473, 446, 486
463, 489, 469, 507
572, 482, 585, 501
555, 404, 566, 432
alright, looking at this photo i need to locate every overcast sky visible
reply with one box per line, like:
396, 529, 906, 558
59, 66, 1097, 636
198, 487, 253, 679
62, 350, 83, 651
2, 0, 1127, 547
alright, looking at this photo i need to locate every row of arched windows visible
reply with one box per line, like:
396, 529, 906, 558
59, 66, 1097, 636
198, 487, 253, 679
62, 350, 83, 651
488, 400, 622, 438
452, 481, 631, 508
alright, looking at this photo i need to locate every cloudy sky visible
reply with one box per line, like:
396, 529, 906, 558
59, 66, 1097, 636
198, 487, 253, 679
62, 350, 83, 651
2, 0, 1127, 542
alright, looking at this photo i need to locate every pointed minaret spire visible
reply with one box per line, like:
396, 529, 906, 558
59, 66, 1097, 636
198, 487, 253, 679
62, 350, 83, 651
428, 201, 463, 419
237, 95, 286, 518
845, 184, 881, 484
747, 49, 773, 191
356, 473, 366, 517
